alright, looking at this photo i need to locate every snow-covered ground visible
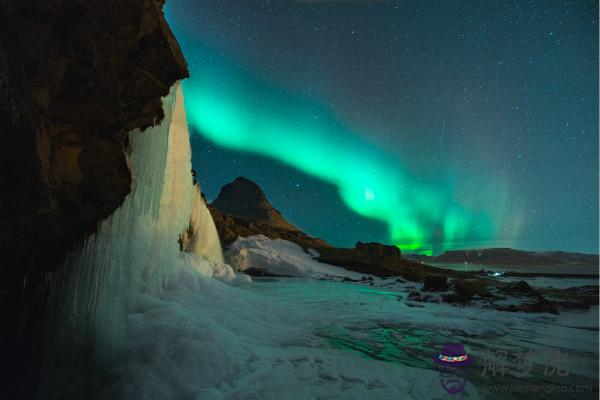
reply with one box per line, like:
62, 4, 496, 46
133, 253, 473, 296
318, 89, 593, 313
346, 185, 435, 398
49, 211, 597, 400
94, 264, 447, 400
225, 235, 368, 280
90, 266, 597, 400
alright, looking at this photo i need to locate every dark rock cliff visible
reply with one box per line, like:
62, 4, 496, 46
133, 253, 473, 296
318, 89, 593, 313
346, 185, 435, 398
316, 242, 410, 277
0, 1, 187, 396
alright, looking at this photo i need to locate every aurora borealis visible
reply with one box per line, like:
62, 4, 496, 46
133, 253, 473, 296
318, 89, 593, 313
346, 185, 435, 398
181, 49, 495, 255
166, 1, 598, 254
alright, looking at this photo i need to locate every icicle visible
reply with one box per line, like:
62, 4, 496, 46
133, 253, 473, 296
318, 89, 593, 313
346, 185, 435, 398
181, 185, 224, 264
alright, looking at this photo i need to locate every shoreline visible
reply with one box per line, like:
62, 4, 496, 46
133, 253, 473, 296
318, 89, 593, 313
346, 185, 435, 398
472, 271, 599, 279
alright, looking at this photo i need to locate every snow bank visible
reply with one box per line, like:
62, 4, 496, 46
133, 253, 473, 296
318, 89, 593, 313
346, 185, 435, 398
226, 235, 367, 279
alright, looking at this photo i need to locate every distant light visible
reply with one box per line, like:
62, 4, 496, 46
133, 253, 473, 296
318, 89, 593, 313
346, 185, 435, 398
364, 189, 375, 201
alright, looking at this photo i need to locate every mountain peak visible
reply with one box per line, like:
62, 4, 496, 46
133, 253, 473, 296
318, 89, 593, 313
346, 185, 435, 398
211, 177, 298, 231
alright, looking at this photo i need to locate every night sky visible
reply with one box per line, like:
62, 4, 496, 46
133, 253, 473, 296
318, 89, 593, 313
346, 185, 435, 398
165, 0, 598, 255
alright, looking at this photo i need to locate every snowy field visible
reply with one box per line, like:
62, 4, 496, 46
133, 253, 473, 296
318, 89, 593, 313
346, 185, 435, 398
84, 233, 598, 400
91, 266, 598, 400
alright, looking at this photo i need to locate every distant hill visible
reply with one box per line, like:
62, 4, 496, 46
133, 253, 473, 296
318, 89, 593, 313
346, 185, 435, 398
211, 177, 299, 231
208, 177, 422, 277
408, 248, 599, 266
209, 178, 599, 274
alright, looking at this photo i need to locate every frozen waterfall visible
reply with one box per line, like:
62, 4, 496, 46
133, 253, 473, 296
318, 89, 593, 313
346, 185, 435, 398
41, 82, 232, 395
181, 185, 224, 265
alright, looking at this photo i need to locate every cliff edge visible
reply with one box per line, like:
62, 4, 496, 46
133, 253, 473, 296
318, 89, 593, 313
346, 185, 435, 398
0, 1, 187, 396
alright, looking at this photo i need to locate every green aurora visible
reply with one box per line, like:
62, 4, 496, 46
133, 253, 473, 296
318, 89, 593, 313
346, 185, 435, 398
179, 45, 495, 255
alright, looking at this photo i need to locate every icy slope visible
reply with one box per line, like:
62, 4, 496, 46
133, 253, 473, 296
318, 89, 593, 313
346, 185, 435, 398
182, 185, 225, 265
226, 235, 367, 279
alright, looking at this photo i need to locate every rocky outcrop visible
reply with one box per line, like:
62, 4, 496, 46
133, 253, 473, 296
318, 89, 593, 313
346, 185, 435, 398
496, 281, 558, 314
1, 0, 187, 275
442, 278, 497, 304
212, 177, 299, 231
208, 204, 330, 250
422, 276, 448, 292
539, 285, 599, 310
0, 1, 187, 397
316, 242, 416, 277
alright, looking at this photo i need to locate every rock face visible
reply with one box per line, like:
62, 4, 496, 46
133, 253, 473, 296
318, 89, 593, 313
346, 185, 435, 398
209, 204, 330, 250
0, 1, 187, 397
212, 177, 299, 231
1, 0, 187, 275
497, 281, 558, 314
316, 242, 413, 277
355, 241, 403, 263
422, 276, 448, 292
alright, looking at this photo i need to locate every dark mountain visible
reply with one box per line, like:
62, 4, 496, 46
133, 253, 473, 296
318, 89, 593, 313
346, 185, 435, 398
422, 248, 599, 266
211, 177, 299, 231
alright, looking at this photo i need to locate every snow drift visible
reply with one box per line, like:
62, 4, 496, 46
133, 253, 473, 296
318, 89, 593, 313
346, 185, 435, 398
226, 235, 366, 279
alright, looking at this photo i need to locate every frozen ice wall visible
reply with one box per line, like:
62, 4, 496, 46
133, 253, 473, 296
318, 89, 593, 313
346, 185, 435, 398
182, 185, 224, 264
41, 82, 231, 393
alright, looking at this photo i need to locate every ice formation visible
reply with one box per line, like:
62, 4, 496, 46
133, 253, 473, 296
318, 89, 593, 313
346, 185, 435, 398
181, 185, 224, 265
41, 83, 238, 395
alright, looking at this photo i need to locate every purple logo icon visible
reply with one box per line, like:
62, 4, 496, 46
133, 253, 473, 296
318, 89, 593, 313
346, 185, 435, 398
434, 343, 473, 395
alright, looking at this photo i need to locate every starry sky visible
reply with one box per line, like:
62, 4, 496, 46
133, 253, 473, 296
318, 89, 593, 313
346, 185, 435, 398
165, 0, 598, 255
